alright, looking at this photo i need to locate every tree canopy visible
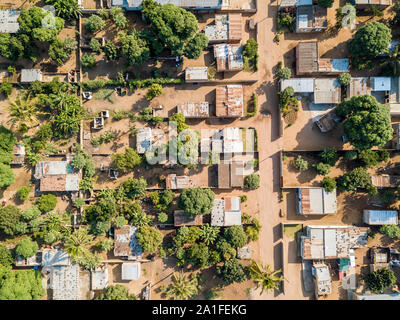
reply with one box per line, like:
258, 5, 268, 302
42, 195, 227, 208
15, 237, 39, 259
364, 268, 397, 293
178, 188, 215, 218
336, 95, 393, 150
95, 284, 136, 300
136, 226, 163, 253
0, 205, 21, 236
217, 258, 246, 285
119, 31, 150, 66
348, 22, 391, 58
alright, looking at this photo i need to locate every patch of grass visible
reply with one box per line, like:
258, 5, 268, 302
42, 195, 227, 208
283, 224, 302, 239
94, 89, 115, 103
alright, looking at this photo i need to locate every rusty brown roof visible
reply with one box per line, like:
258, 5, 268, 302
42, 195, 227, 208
216, 85, 243, 117
40, 175, 67, 192
218, 163, 230, 188
296, 41, 318, 75
231, 161, 244, 188
228, 14, 242, 41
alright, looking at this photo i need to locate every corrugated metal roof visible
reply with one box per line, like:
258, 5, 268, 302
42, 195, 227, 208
281, 78, 314, 93
137, 127, 152, 154
371, 77, 391, 91
363, 210, 398, 225
216, 85, 243, 117
314, 78, 341, 104
0, 10, 20, 33
296, 42, 318, 74
174, 210, 203, 226
214, 44, 243, 72
21, 69, 42, 83
348, 77, 371, 98
121, 262, 141, 280
298, 187, 337, 214
185, 67, 208, 82
177, 102, 209, 118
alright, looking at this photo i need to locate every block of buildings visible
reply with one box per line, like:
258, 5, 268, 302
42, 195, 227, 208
217, 161, 245, 188
34, 158, 80, 192
177, 102, 210, 118
166, 174, 194, 189
205, 14, 242, 43
122, 262, 141, 281
296, 42, 349, 75
185, 67, 209, 83
174, 210, 203, 226
114, 225, 142, 260
297, 187, 337, 215
214, 44, 243, 72
21, 69, 42, 83
0, 10, 20, 33
111, 0, 223, 10
216, 85, 243, 118
363, 210, 398, 225
296, 6, 327, 33
211, 197, 242, 226
300, 226, 369, 260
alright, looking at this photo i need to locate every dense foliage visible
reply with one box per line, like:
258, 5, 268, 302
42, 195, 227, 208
178, 188, 215, 218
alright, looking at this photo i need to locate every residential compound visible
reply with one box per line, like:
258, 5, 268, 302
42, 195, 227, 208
1, 0, 399, 305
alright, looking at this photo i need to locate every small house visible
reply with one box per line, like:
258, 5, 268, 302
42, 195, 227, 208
211, 197, 242, 227
297, 187, 337, 215
370, 174, 400, 188
111, 0, 223, 11
216, 85, 244, 118
136, 127, 153, 154
21, 69, 42, 83
214, 44, 243, 72
121, 262, 141, 281
185, 67, 209, 83
11, 143, 25, 166
363, 210, 398, 225
354, 0, 392, 9
166, 174, 194, 190
296, 6, 327, 33
217, 161, 245, 189
114, 225, 142, 260
205, 14, 242, 43
91, 266, 109, 290
313, 262, 332, 296
280, 78, 314, 93
177, 102, 210, 118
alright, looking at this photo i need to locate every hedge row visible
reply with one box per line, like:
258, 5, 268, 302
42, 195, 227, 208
79, 78, 184, 91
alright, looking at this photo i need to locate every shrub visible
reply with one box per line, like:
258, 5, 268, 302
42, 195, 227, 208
89, 38, 102, 53
294, 156, 308, 171
145, 83, 163, 100
17, 186, 30, 202
158, 212, 168, 223
0, 245, 13, 267
277, 67, 291, 79
313, 162, 330, 175
240, 195, 248, 202
0, 81, 12, 97
358, 150, 380, 168
245, 174, 260, 189
338, 73, 351, 86
217, 259, 246, 284
364, 268, 396, 293
85, 15, 105, 33
16, 237, 39, 259
74, 197, 85, 208
37, 194, 57, 212
380, 224, 400, 238
320, 148, 337, 166
81, 53, 96, 68
321, 177, 337, 192
104, 42, 119, 60
345, 150, 358, 160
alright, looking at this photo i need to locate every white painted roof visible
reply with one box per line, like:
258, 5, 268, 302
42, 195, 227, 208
122, 262, 141, 281
363, 210, 398, 225
281, 78, 314, 93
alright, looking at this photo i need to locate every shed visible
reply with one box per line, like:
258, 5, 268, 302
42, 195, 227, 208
296, 42, 318, 75
280, 0, 312, 7
214, 44, 243, 72
177, 102, 209, 118
371, 174, 400, 188
297, 187, 337, 215
166, 174, 194, 189
185, 67, 208, 82
114, 225, 142, 260
21, 69, 42, 83
121, 262, 141, 281
216, 85, 243, 118
205, 14, 242, 43
280, 78, 314, 93
313, 78, 341, 104
363, 210, 398, 225
91, 266, 109, 290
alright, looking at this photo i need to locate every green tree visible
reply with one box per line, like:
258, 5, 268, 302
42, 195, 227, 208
184, 33, 209, 59
104, 42, 119, 60
135, 226, 163, 253
95, 284, 136, 300
337, 167, 372, 192
0, 163, 15, 188
317, 0, 334, 7
313, 162, 330, 175
277, 67, 291, 79
380, 224, 400, 238
15, 237, 39, 259
0, 245, 13, 267
217, 259, 246, 285
243, 38, 259, 71
45, 0, 82, 20
8, 94, 40, 128
151, 190, 174, 211
364, 268, 397, 293
245, 174, 260, 189
294, 156, 308, 171
248, 261, 284, 294
112, 12, 128, 30
0, 81, 12, 97
200, 224, 220, 245
381, 45, 400, 76
121, 177, 147, 199
22, 206, 41, 221
169, 113, 189, 132
348, 22, 391, 58
320, 148, 337, 166
345, 150, 358, 160
215, 238, 236, 261
85, 15, 105, 33
358, 149, 380, 168
112, 148, 142, 172
145, 83, 163, 100
17, 186, 30, 202
178, 188, 215, 218
224, 225, 248, 248
158, 212, 168, 223
321, 176, 337, 192
119, 31, 150, 66
160, 272, 199, 300
338, 72, 351, 86
37, 194, 57, 212
336, 95, 393, 150
49, 37, 77, 66
64, 228, 94, 258
81, 53, 96, 68
89, 38, 102, 53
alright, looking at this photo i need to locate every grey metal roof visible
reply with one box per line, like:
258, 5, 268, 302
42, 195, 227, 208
0, 10, 20, 33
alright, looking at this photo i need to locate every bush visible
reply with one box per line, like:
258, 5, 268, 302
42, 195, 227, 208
22, 206, 41, 221
380, 224, 400, 238
313, 162, 330, 176
345, 150, 358, 160
104, 42, 119, 60
0, 245, 13, 267
277, 67, 291, 79
81, 53, 96, 68
0, 163, 15, 188
0, 81, 12, 97
224, 225, 248, 248
17, 186, 30, 202
243, 38, 259, 72
364, 268, 396, 293
16, 237, 39, 259
158, 212, 168, 223
380, 191, 395, 203
240, 195, 248, 202
89, 38, 102, 53
294, 156, 308, 171
178, 188, 215, 218
73, 197, 85, 208
358, 149, 380, 168
217, 259, 246, 284
145, 83, 163, 100
37, 194, 57, 212
245, 174, 260, 189
321, 177, 337, 192
85, 15, 105, 33
338, 73, 351, 86
135, 226, 163, 253
320, 148, 337, 166
0, 205, 21, 236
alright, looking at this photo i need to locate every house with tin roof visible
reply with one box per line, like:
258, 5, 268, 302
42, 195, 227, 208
205, 14, 242, 43
297, 187, 337, 215
114, 225, 142, 260
214, 44, 243, 72
216, 85, 244, 118
185, 67, 209, 83
363, 210, 398, 225
211, 197, 242, 226
111, 0, 223, 11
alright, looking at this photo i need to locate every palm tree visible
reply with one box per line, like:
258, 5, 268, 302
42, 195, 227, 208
160, 272, 199, 300
7, 93, 40, 128
64, 228, 94, 258
200, 224, 220, 245
381, 45, 400, 76
248, 260, 284, 294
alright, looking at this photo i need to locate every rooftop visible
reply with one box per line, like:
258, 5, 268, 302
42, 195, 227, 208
296, 6, 327, 32
216, 85, 244, 118
217, 161, 245, 188
363, 210, 398, 225
280, 0, 312, 7
281, 78, 314, 93
297, 187, 337, 215
137, 127, 152, 154
177, 102, 210, 118
313, 78, 341, 104
313, 263, 332, 295
205, 14, 242, 42
296, 42, 318, 74
166, 174, 194, 189
111, 0, 222, 10
21, 69, 42, 83
114, 225, 142, 260
185, 67, 208, 82
121, 262, 141, 281
174, 210, 203, 226
354, 0, 392, 5
0, 10, 20, 33
91, 266, 109, 290
211, 197, 242, 226
214, 44, 243, 72
301, 226, 369, 260
48, 264, 79, 300
370, 174, 400, 188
